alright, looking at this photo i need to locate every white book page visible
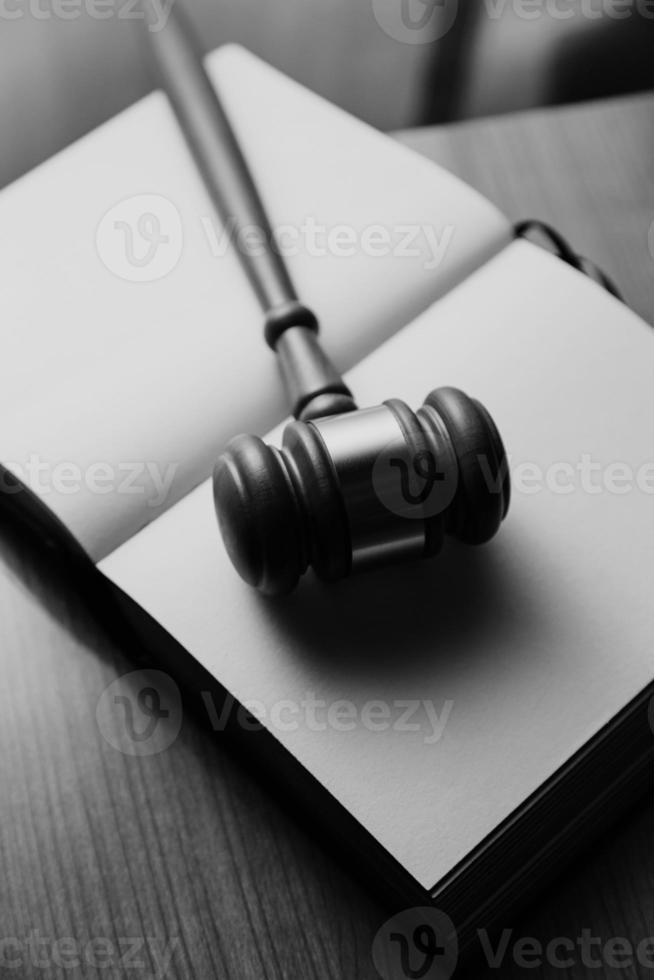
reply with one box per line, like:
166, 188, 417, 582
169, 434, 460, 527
0, 45, 509, 561
102, 240, 654, 890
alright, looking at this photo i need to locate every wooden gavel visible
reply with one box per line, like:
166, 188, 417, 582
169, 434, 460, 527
148, 8, 510, 595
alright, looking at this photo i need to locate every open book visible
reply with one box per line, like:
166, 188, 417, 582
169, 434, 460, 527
4, 43, 654, 954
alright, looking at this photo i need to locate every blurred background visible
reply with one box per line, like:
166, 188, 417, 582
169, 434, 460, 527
1, 0, 653, 189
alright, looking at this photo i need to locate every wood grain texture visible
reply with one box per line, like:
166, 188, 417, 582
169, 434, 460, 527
398, 91, 654, 327
1, 93, 654, 979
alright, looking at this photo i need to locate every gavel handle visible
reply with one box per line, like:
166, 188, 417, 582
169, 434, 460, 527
146, 7, 356, 420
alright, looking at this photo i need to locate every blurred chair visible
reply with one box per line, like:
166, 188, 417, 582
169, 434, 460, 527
422, 0, 654, 121
1, 0, 653, 191
0, 0, 432, 189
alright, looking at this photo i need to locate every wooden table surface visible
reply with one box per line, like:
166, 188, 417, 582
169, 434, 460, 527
2, 92, 654, 980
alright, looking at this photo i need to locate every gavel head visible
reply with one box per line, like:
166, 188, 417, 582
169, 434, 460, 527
213, 387, 510, 595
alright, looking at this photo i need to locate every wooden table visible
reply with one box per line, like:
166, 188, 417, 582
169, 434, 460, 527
2, 92, 654, 980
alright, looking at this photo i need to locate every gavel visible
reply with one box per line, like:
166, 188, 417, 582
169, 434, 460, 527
149, 9, 510, 595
